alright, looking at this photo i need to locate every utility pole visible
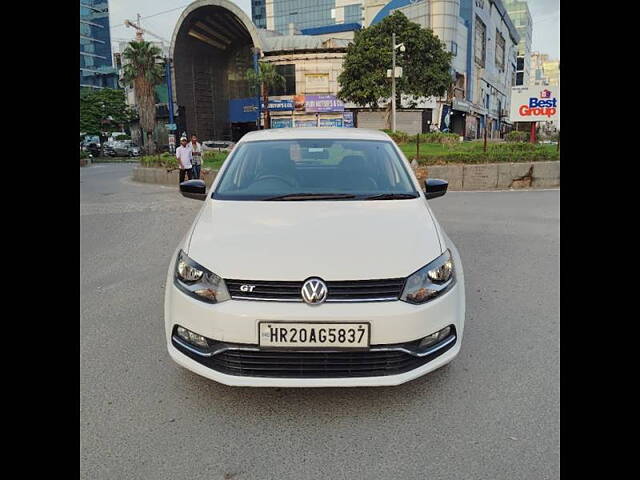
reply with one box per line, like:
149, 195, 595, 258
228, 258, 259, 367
392, 33, 396, 133
391, 33, 405, 132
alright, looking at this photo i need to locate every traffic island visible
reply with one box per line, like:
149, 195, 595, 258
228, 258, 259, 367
412, 161, 559, 190
132, 166, 218, 187
132, 161, 559, 191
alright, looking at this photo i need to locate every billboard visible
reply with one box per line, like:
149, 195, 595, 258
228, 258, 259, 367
510, 87, 560, 122
305, 95, 345, 113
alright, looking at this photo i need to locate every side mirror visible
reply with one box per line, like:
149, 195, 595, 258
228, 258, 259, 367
180, 179, 207, 201
424, 178, 448, 200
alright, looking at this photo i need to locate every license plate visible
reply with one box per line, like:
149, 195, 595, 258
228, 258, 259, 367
259, 322, 370, 348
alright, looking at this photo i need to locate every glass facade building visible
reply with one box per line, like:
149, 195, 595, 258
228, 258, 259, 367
503, 0, 531, 86
253, 0, 363, 34
80, 1, 118, 90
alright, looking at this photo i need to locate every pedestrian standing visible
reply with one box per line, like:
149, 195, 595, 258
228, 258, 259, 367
188, 134, 203, 179
175, 137, 193, 183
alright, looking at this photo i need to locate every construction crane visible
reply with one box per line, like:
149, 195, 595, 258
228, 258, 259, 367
124, 16, 170, 46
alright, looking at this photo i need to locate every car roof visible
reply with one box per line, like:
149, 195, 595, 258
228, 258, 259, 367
238, 128, 391, 143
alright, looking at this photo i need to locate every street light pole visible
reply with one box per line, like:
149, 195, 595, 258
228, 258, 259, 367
392, 32, 396, 133
391, 34, 405, 133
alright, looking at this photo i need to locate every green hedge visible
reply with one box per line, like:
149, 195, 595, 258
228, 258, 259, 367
381, 129, 460, 145
505, 131, 528, 142
139, 151, 228, 169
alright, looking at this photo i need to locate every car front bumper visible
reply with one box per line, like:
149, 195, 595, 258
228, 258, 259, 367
164, 262, 465, 387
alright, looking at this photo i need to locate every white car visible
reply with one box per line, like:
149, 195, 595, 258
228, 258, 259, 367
165, 128, 465, 387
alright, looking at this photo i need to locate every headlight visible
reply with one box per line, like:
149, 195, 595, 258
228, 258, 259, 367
174, 250, 230, 303
400, 249, 455, 304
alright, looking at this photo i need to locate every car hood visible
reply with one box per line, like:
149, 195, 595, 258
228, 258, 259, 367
187, 198, 443, 280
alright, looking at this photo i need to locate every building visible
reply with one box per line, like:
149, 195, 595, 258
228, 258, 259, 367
503, 0, 531, 86
252, 0, 365, 35
362, 0, 519, 139
530, 52, 559, 86
80, 1, 119, 90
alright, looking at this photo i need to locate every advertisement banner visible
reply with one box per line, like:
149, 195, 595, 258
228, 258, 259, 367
343, 111, 354, 128
510, 86, 560, 122
266, 99, 294, 111
294, 116, 318, 128
270, 117, 293, 128
305, 95, 345, 113
305, 73, 330, 93
319, 117, 344, 128
228, 98, 258, 123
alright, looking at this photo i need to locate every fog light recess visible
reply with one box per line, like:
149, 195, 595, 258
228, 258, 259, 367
176, 326, 209, 349
418, 325, 453, 350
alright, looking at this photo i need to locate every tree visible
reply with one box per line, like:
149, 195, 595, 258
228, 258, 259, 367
338, 12, 453, 116
80, 88, 136, 137
245, 62, 286, 129
121, 40, 164, 154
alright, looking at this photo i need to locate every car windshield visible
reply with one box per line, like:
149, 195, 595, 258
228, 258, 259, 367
213, 139, 418, 200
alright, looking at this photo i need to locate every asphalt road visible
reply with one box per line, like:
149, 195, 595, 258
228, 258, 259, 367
80, 163, 559, 480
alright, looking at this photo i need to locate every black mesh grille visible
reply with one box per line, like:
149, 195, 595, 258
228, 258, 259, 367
172, 336, 455, 379
225, 278, 406, 302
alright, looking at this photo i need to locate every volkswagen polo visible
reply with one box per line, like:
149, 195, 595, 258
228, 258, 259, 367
165, 128, 465, 387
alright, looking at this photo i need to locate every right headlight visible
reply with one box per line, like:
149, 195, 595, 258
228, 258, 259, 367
400, 249, 456, 304
174, 250, 230, 304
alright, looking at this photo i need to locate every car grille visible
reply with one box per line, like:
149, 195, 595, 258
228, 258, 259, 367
172, 336, 456, 379
225, 278, 406, 303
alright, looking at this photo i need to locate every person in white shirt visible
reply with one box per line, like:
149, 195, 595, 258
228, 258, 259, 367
175, 137, 194, 184
187, 134, 203, 179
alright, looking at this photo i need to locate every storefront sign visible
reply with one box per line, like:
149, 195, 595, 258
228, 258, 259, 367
271, 117, 293, 128
343, 111, 354, 128
305, 73, 330, 93
510, 86, 560, 122
452, 99, 470, 112
266, 99, 294, 111
305, 95, 345, 113
319, 117, 343, 128
294, 116, 318, 128
229, 98, 258, 123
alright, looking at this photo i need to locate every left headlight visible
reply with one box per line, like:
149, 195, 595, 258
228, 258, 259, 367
174, 250, 230, 304
400, 249, 456, 304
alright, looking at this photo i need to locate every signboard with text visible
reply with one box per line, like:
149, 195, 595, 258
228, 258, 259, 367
271, 117, 293, 128
510, 86, 560, 122
305, 95, 345, 113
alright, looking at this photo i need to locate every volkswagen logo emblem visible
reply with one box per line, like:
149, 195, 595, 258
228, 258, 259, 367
301, 278, 328, 305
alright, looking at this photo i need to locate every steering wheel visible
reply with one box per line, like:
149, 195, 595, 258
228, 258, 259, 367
253, 175, 297, 188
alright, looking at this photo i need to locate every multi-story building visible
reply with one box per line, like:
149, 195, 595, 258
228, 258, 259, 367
80, 1, 119, 90
503, 0, 531, 86
530, 52, 559, 86
362, 0, 519, 138
252, 0, 365, 35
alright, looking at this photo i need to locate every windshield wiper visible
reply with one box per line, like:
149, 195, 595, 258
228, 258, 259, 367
263, 193, 358, 201
363, 193, 419, 200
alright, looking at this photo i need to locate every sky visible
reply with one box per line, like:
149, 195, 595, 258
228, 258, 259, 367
109, 0, 559, 59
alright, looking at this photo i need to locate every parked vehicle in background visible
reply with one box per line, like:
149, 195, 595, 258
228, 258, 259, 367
86, 142, 101, 157
128, 143, 142, 157
103, 141, 116, 157
108, 140, 141, 157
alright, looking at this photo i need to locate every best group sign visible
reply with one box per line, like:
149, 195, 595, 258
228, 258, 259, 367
510, 86, 560, 122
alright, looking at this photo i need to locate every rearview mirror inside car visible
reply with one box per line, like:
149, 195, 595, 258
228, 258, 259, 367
424, 178, 448, 200
180, 179, 207, 201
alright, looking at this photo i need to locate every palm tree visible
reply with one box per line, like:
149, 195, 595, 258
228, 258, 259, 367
245, 62, 286, 129
122, 40, 164, 154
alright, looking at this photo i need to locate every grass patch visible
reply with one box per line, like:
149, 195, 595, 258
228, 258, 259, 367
139, 151, 228, 170
399, 141, 559, 164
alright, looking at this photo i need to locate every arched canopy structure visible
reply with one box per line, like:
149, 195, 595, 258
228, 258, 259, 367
171, 0, 263, 141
